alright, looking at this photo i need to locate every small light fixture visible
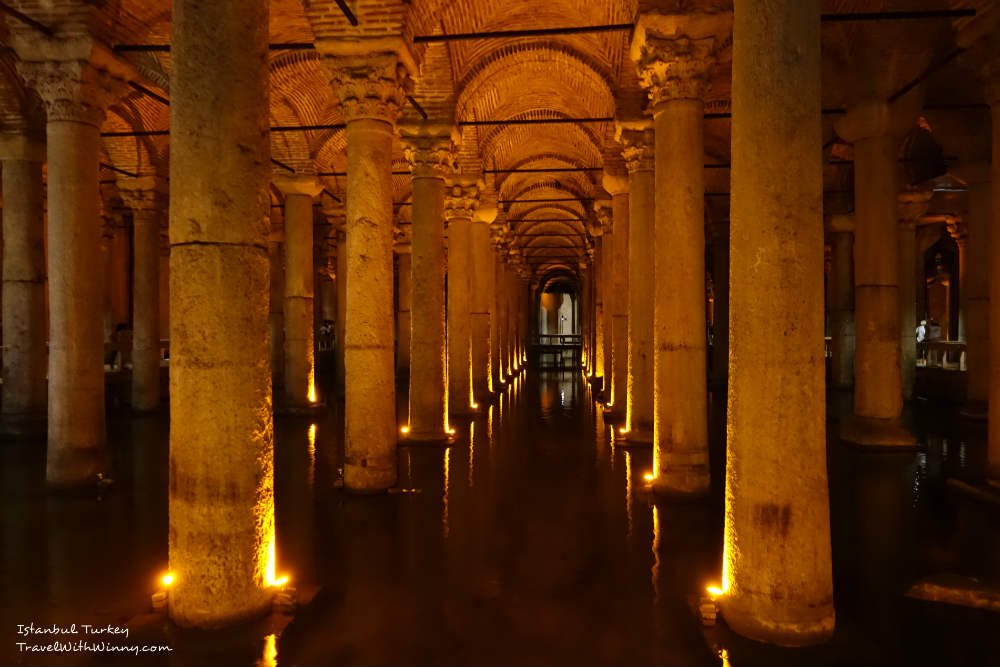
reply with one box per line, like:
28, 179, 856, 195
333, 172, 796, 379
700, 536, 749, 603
706, 584, 725, 599
400, 425, 410, 435
270, 574, 290, 588
161, 572, 175, 588
643, 472, 655, 482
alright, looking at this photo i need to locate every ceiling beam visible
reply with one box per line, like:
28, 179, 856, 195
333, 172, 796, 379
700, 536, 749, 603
414, 23, 633, 43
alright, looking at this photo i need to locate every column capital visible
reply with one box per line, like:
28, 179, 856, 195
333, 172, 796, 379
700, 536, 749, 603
826, 213, 855, 234
393, 223, 412, 253
15, 39, 135, 126
443, 177, 482, 223
615, 122, 655, 174
594, 198, 613, 233
897, 188, 933, 225
633, 34, 716, 105
0, 133, 45, 161
274, 174, 324, 199
400, 123, 459, 178
945, 216, 968, 243
326, 52, 411, 125
602, 168, 628, 196
117, 176, 168, 212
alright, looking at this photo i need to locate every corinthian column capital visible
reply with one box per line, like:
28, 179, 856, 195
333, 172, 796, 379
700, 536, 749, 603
327, 52, 411, 124
401, 124, 458, 178
615, 123, 655, 174
634, 34, 716, 105
443, 177, 482, 223
117, 176, 168, 213
18, 57, 130, 126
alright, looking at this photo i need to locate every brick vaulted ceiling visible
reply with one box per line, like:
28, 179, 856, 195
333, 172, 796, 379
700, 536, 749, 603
0, 0, 996, 281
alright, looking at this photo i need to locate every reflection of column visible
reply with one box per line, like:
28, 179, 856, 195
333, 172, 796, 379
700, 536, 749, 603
836, 101, 914, 446
946, 218, 968, 342
634, 23, 714, 492
119, 177, 168, 411
828, 215, 855, 388
328, 52, 409, 492
401, 127, 453, 440
617, 125, 655, 443
709, 220, 730, 386
276, 175, 322, 409
445, 179, 479, 415
958, 164, 990, 418
0, 135, 47, 434
604, 171, 629, 416
395, 233, 412, 377
898, 192, 931, 401
18, 50, 131, 486
167, 0, 274, 626
725, 0, 834, 646
988, 73, 1000, 480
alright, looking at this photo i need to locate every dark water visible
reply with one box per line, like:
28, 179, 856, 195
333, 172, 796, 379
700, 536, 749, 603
1, 372, 998, 666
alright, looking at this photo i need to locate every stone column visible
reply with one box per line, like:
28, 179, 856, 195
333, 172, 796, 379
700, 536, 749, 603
0, 135, 47, 435
709, 220, 730, 386
988, 72, 1000, 479
958, 164, 991, 418
17, 47, 131, 486
167, 0, 274, 626
119, 177, 167, 411
445, 178, 479, 415
725, 0, 835, 645
836, 102, 915, 446
471, 201, 497, 400
828, 215, 855, 389
267, 213, 285, 387
490, 224, 507, 388
591, 227, 606, 384
899, 191, 932, 401
604, 172, 630, 417
617, 125, 655, 443
108, 214, 131, 329
946, 218, 968, 342
395, 236, 412, 377
599, 205, 614, 398
634, 22, 718, 492
401, 127, 454, 440
328, 53, 410, 492
334, 220, 347, 396
275, 175, 322, 409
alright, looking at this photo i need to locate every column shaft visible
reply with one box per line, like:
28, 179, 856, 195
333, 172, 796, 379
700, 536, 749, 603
726, 0, 834, 645
283, 192, 315, 408
610, 192, 629, 412
169, 0, 274, 626
988, 94, 1000, 479
899, 221, 917, 400
1, 157, 47, 431
448, 219, 474, 413
964, 176, 990, 413
396, 251, 411, 376
652, 98, 709, 494
710, 222, 730, 385
335, 228, 347, 395
594, 237, 606, 380
601, 228, 614, 394
829, 229, 855, 388
491, 252, 505, 387
268, 237, 284, 386
470, 220, 492, 398
132, 209, 161, 410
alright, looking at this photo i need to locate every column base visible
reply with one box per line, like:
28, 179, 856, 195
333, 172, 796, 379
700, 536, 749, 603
840, 415, 917, 448
400, 429, 456, 446
722, 595, 835, 647
343, 459, 396, 493
46, 445, 107, 489
0, 411, 47, 438
652, 467, 710, 497
959, 401, 988, 421
615, 425, 653, 446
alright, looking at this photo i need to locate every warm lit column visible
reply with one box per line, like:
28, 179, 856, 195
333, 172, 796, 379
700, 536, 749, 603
988, 73, 1000, 479
445, 178, 479, 415
0, 135, 47, 435
617, 125, 655, 443
334, 219, 347, 396
726, 0, 835, 645
328, 53, 409, 492
600, 208, 614, 397
635, 26, 716, 493
959, 164, 990, 418
591, 227, 606, 383
490, 224, 507, 387
119, 178, 168, 411
709, 220, 730, 386
604, 172, 630, 415
168, 0, 274, 626
946, 218, 968, 342
267, 214, 285, 388
401, 128, 453, 440
898, 191, 932, 401
836, 102, 914, 446
470, 201, 497, 400
18, 48, 131, 486
276, 175, 323, 409
828, 215, 855, 389
395, 239, 412, 377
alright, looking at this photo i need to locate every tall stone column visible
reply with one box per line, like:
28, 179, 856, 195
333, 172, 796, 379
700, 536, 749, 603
591, 227, 606, 383
167, 0, 274, 626
334, 220, 347, 396
726, 0, 835, 645
836, 102, 915, 446
946, 218, 968, 342
0, 135, 47, 435
709, 220, 730, 386
490, 224, 507, 388
604, 172, 630, 417
275, 175, 322, 409
617, 125, 655, 443
119, 177, 167, 411
267, 214, 285, 387
828, 215, 855, 389
395, 238, 412, 377
899, 191, 932, 400
634, 21, 718, 493
108, 213, 131, 329
987, 72, 1000, 479
598, 205, 614, 398
401, 127, 454, 440
17, 46, 132, 486
328, 53, 410, 492
471, 202, 497, 400
445, 178, 479, 415
958, 164, 991, 418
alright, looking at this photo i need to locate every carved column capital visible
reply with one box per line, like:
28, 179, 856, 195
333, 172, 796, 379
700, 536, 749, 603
117, 176, 168, 213
393, 223, 412, 252
400, 124, 458, 178
274, 174, 324, 199
594, 200, 613, 233
327, 53, 411, 124
443, 177, 482, 223
18, 58, 129, 127
635, 34, 716, 105
615, 125, 655, 174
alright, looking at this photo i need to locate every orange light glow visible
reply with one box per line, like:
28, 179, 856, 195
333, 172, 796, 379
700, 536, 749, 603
271, 575, 289, 588
400, 425, 410, 435
260, 633, 278, 667
470, 401, 479, 410
706, 584, 726, 599
307, 369, 317, 404
160, 572, 175, 588
619, 427, 628, 435
643, 472, 655, 482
